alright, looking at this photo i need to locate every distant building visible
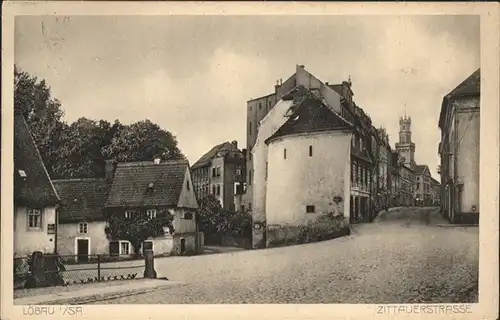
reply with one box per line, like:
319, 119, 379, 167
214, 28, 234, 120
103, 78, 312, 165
414, 165, 433, 206
395, 115, 416, 206
390, 151, 402, 206
52, 178, 111, 262
14, 109, 60, 258
430, 177, 441, 206
376, 127, 392, 209
438, 69, 480, 224
191, 141, 246, 212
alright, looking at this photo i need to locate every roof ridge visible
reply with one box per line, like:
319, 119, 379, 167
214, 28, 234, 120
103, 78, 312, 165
117, 159, 189, 167
52, 178, 106, 183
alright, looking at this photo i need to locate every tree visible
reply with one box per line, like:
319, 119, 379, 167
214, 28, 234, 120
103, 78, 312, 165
14, 67, 187, 179
103, 120, 185, 163
14, 66, 67, 178
53, 118, 117, 178
197, 195, 252, 238
104, 210, 174, 257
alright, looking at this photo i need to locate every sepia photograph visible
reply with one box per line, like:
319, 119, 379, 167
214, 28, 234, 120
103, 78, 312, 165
1, 2, 499, 320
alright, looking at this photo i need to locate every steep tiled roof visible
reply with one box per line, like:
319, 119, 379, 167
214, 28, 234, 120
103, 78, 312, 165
446, 69, 480, 98
105, 160, 188, 208
14, 110, 59, 206
53, 179, 110, 223
192, 142, 240, 169
265, 97, 354, 144
431, 177, 440, 185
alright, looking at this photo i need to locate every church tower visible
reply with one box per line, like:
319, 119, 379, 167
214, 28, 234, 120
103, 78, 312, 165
395, 115, 416, 169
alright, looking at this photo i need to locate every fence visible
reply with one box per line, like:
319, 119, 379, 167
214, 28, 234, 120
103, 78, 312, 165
14, 253, 144, 290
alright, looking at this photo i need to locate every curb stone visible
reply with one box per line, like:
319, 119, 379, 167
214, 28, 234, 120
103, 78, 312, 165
14, 280, 184, 305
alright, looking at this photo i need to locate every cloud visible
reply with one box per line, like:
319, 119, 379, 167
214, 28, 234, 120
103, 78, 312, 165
14, 15, 479, 175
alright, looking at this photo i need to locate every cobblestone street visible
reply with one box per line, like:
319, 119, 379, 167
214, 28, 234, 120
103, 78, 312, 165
90, 207, 479, 304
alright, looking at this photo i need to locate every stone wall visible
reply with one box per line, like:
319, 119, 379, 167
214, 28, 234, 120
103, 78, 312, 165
267, 214, 351, 248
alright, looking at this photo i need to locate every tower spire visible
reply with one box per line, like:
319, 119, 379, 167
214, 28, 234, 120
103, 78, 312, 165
404, 103, 407, 118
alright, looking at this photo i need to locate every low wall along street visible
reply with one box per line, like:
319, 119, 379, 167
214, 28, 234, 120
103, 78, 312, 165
266, 213, 351, 248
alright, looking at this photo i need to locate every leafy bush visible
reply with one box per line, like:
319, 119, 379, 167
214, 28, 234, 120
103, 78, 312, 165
105, 209, 174, 256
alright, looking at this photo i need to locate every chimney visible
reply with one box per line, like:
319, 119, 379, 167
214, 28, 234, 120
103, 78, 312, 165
153, 158, 161, 165
298, 64, 305, 68
104, 160, 117, 183
231, 140, 238, 149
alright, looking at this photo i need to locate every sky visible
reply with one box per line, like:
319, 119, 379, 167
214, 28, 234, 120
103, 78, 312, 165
14, 15, 480, 179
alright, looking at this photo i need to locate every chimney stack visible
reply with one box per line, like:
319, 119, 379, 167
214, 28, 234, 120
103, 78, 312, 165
104, 159, 117, 183
231, 140, 238, 149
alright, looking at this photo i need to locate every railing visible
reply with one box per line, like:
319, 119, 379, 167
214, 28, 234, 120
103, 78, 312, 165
14, 253, 144, 290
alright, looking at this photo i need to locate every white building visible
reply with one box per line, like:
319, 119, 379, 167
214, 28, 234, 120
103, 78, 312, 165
252, 85, 354, 247
438, 69, 480, 224
14, 109, 60, 258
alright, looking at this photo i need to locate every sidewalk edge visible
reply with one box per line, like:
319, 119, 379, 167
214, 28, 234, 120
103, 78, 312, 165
15, 282, 184, 305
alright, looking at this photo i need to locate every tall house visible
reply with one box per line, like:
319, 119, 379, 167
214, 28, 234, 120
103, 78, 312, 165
438, 68, 480, 224
395, 115, 416, 170
191, 141, 246, 212
245, 65, 378, 224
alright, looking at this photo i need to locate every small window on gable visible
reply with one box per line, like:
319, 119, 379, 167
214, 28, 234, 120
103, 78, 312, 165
259, 102, 262, 110
309, 146, 313, 157
18, 170, 27, 179
306, 205, 315, 213
284, 148, 287, 159
187, 180, 190, 190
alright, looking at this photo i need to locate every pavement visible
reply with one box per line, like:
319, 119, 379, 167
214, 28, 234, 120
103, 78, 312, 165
14, 278, 183, 305
14, 207, 478, 304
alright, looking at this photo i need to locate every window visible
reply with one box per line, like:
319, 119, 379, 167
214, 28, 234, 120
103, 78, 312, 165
27, 209, 42, 229
351, 162, 354, 182
265, 162, 268, 180
216, 184, 221, 196
306, 205, 316, 213
284, 148, 287, 159
249, 122, 252, 135
248, 202, 252, 211
236, 167, 242, 176
147, 209, 157, 219
309, 146, 313, 157
120, 241, 130, 255
47, 224, 55, 235
240, 205, 245, 212
79, 223, 88, 234
183, 212, 194, 220
186, 180, 190, 190
259, 102, 262, 110
216, 166, 221, 177
249, 169, 253, 185
212, 185, 216, 195
125, 211, 133, 219
212, 168, 216, 177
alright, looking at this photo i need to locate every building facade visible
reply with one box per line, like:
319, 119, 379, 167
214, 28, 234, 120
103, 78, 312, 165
438, 69, 480, 224
14, 109, 60, 258
52, 178, 111, 261
390, 151, 402, 206
430, 177, 441, 206
191, 141, 246, 212
376, 127, 392, 210
414, 165, 433, 206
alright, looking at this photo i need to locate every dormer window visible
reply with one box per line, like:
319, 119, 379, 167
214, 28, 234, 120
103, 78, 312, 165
18, 170, 27, 179
148, 183, 154, 189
